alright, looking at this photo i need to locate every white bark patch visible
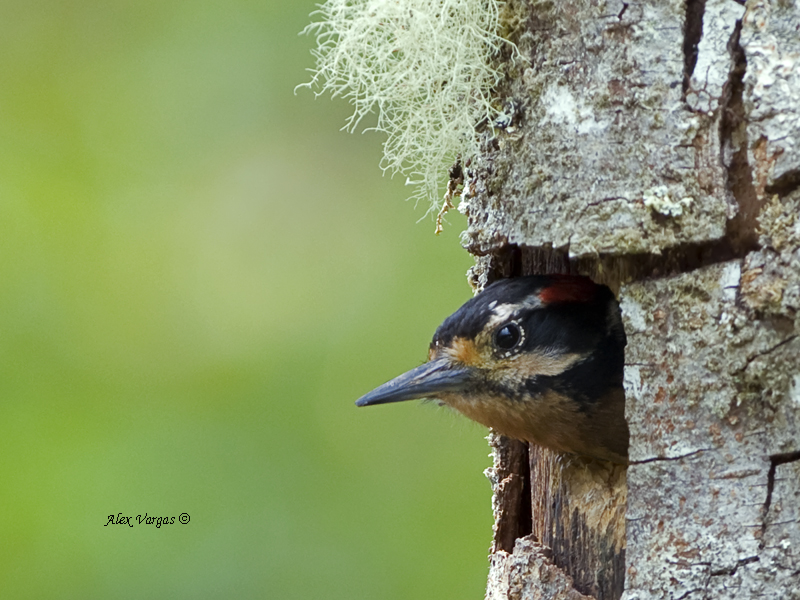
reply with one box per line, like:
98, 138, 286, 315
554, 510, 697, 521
720, 261, 742, 303
790, 374, 800, 407
543, 84, 611, 135
542, 85, 578, 126
620, 295, 647, 333
623, 365, 645, 407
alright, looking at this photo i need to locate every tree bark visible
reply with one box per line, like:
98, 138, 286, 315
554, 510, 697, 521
466, 1, 800, 598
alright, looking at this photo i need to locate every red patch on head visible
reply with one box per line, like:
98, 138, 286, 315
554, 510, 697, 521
538, 275, 597, 304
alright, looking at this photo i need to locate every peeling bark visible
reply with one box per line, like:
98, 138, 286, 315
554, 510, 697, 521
467, 1, 800, 599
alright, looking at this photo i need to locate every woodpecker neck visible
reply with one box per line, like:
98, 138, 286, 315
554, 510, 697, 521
439, 383, 627, 464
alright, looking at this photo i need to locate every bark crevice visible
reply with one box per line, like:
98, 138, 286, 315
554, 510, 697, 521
765, 168, 800, 197
629, 449, 708, 464
682, 0, 707, 97
719, 16, 760, 255
709, 555, 759, 577
762, 449, 800, 544
734, 335, 798, 375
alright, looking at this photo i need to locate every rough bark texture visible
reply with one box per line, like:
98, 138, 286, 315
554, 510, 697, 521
623, 252, 800, 599
466, 1, 800, 599
486, 535, 596, 600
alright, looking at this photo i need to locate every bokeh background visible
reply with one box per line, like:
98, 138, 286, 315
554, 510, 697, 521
0, 1, 493, 598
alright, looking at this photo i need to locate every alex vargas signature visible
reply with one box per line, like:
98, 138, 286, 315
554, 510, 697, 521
105, 512, 190, 528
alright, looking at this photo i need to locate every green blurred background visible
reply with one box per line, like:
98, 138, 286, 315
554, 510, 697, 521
0, 1, 493, 598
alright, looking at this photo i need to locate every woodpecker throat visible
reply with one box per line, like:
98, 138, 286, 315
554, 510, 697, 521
356, 275, 629, 463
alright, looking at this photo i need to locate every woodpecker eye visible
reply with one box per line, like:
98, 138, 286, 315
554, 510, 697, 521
494, 323, 522, 351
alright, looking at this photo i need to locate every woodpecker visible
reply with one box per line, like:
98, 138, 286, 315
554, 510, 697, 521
355, 275, 629, 464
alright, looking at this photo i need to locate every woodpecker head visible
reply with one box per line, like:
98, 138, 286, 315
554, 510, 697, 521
356, 275, 629, 463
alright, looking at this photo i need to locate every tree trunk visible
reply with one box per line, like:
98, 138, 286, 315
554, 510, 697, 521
466, 1, 800, 598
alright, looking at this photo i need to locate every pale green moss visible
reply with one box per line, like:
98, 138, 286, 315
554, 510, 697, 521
298, 0, 519, 212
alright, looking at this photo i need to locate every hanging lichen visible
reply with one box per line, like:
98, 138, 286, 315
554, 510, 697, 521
299, 0, 517, 214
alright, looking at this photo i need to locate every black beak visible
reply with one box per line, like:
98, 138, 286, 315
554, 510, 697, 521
355, 357, 473, 407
